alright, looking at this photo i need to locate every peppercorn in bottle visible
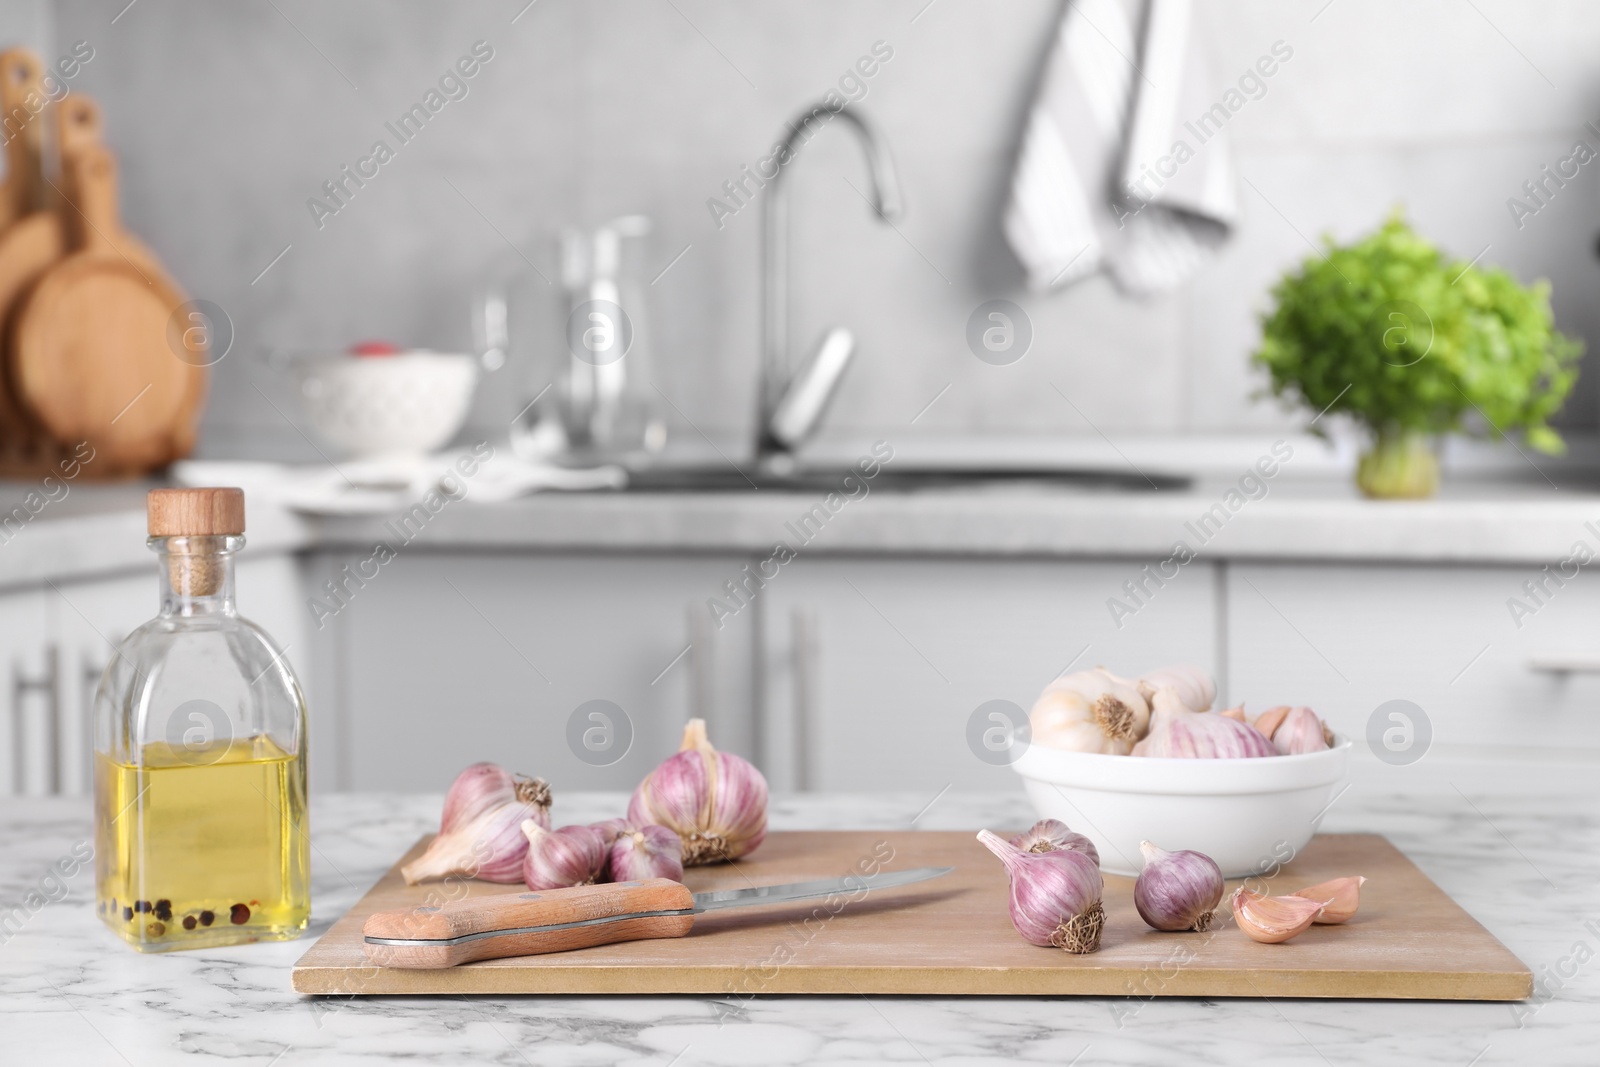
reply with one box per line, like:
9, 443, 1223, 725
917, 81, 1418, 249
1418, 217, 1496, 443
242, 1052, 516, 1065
93, 488, 309, 951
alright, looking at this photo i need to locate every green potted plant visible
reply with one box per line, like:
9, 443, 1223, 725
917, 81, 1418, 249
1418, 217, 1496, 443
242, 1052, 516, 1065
1253, 215, 1582, 498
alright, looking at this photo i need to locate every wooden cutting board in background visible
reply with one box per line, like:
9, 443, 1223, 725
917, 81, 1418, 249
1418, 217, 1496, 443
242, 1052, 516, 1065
9, 141, 202, 473
0, 47, 51, 451
292, 830, 1531, 999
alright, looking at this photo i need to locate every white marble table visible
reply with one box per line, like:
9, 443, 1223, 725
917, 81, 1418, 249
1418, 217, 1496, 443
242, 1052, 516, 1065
2, 760, 1595, 1065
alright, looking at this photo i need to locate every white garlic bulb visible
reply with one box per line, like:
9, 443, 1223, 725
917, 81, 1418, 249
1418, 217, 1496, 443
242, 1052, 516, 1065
1273, 706, 1331, 755
1029, 668, 1151, 755
1137, 664, 1216, 712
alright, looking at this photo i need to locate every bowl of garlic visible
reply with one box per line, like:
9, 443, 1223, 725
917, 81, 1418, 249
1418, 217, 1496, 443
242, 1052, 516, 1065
1011, 665, 1351, 878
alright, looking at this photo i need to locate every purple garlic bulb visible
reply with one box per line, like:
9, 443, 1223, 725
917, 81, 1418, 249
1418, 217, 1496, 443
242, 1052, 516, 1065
1008, 818, 1100, 867
521, 822, 609, 890
609, 824, 685, 883
1133, 840, 1225, 932
977, 829, 1104, 954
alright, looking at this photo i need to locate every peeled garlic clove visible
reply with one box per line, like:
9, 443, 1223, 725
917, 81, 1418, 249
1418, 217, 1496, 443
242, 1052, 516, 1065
629, 719, 768, 866
522, 822, 609, 890
1231, 887, 1326, 943
1274, 706, 1330, 755
401, 763, 552, 885
1008, 818, 1099, 866
1251, 705, 1292, 740
1219, 704, 1246, 722
1134, 841, 1224, 932
1294, 876, 1366, 923
978, 828, 1105, 954
1136, 664, 1216, 712
609, 824, 685, 883
1029, 667, 1151, 755
1132, 689, 1276, 759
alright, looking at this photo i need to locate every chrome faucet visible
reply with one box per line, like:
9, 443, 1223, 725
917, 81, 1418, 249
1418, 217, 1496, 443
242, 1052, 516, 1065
758, 103, 903, 466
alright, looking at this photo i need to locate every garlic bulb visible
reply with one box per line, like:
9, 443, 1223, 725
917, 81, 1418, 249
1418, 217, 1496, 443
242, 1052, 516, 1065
1273, 706, 1331, 755
1252, 705, 1291, 739
590, 818, 630, 845
1294, 876, 1365, 923
1230, 887, 1326, 943
1132, 688, 1276, 759
1137, 664, 1216, 712
628, 719, 767, 866
1134, 841, 1225, 932
521, 822, 609, 890
977, 828, 1105, 953
1029, 668, 1151, 755
1008, 818, 1099, 866
609, 824, 685, 883
401, 762, 552, 885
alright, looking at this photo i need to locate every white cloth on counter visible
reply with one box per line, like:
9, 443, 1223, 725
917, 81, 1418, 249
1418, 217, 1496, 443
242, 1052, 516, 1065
1004, 0, 1236, 297
172, 450, 625, 516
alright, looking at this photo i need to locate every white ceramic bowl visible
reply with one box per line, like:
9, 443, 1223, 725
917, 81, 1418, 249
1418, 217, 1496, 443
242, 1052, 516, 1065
296, 352, 478, 460
1012, 740, 1352, 877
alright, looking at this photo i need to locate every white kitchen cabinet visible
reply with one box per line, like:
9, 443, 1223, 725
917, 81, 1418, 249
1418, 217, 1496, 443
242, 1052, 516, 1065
314, 550, 756, 794
1226, 562, 1600, 759
0, 550, 309, 798
0, 586, 51, 796
758, 557, 1220, 793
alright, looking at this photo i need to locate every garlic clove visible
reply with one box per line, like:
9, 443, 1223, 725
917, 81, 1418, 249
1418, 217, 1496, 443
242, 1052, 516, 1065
1230, 887, 1327, 943
1136, 664, 1217, 712
1134, 841, 1224, 932
978, 829, 1104, 954
1008, 818, 1099, 866
1029, 667, 1151, 755
1294, 875, 1366, 923
401, 764, 552, 885
628, 719, 768, 866
590, 818, 630, 845
521, 821, 609, 890
1251, 705, 1292, 740
609, 824, 685, 883
1132, 689, 1276, 759
1218, 704, 1246, 722
1273, 706, 1331, 755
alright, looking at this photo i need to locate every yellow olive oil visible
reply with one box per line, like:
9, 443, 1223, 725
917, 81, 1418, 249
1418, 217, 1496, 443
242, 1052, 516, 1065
94, 736, 309, 951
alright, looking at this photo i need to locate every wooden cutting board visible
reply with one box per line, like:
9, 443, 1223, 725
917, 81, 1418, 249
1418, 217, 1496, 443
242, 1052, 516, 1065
291, 830, 1530, 999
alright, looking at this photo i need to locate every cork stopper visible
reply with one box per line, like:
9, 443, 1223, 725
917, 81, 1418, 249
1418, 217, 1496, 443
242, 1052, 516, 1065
148, 488, 244, 598
147, 487, 245, 537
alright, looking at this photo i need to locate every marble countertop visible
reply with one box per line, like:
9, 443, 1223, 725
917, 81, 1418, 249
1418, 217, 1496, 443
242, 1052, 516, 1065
2, 760, 1596, 1065
5, 468, 1600, 593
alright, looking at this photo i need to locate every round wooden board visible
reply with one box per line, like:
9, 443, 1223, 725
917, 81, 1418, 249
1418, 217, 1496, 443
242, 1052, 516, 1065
9, 142, 203, 472
13, 257, 191, 470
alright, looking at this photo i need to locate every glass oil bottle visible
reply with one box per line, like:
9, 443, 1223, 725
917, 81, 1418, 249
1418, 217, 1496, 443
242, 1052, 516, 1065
93, 488, 309, 951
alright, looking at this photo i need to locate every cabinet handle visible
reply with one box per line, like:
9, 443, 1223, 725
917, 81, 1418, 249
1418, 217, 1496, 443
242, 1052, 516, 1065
75, 655, 110, 796
1527, 654, 1600, 674
790, 608, 816, 791
13, 644, 60, 796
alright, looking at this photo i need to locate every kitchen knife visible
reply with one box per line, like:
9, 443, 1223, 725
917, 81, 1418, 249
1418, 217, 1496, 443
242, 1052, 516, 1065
362, 867, 952, 968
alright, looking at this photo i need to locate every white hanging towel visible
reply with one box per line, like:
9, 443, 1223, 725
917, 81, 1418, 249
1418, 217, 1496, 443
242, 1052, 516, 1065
1003, 0, 1237, 297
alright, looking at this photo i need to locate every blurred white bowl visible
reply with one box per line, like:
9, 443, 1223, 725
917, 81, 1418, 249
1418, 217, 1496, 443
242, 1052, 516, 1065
1012, 740, 1351, 877
295, 351, 478, 460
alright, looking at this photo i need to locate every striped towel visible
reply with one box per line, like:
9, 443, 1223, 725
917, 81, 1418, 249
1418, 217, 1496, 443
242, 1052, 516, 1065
1004, 0, 1236, 297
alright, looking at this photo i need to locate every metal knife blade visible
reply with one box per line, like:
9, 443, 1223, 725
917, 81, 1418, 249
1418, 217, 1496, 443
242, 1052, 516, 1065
691, 866, 953, 913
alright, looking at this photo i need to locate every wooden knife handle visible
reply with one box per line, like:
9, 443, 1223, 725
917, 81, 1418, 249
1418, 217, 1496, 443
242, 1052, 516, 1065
361, 879, 696, 968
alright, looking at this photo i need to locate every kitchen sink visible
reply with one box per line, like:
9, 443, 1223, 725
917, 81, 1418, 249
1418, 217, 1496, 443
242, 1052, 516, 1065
612, 465, 1190, 493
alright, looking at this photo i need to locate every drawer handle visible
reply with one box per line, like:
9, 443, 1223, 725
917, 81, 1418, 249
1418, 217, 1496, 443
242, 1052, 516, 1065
1527, 654, 1600, 674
